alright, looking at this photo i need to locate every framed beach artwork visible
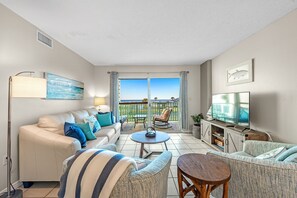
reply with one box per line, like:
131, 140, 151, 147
226, 59, 254, 86
44, 73, 84, 100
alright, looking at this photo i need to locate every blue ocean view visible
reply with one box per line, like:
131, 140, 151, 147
120, 99, 179, 102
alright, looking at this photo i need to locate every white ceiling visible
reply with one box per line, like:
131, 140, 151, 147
1, 0, 297, 66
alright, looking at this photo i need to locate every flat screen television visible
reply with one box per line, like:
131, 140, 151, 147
212, 92, 250, 127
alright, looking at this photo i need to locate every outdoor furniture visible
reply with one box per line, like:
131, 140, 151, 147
153, 107, 172, 128
130, 131, 170, 158
177, 153, 231, 198
119, 115, 128, 131
133, 114, 147, 128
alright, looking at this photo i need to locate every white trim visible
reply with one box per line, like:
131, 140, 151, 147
0, 180, 22, 194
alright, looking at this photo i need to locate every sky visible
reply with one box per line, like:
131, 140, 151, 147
120, 78, 180, 100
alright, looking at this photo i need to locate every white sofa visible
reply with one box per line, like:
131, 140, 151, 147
19, 108, 121, 183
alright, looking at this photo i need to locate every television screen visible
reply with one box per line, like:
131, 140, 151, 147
212, 92, 250, 127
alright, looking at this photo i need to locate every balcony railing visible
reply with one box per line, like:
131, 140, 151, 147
119, 101, 179, 122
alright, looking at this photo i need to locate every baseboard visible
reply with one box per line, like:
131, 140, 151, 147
0, 180, 22, 194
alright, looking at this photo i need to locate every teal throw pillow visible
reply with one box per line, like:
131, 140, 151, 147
83, 115, 101, 133
97, 112, 113, 127
255, 147, 286, 160
283, 153, 297, 163
276, 146, 297, 161
76, 123, 96, 140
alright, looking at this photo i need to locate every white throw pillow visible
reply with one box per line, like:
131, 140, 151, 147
255, 147, 286, 160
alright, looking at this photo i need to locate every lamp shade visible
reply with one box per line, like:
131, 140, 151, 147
94, 97, 106, 106
11, 76, 47, 98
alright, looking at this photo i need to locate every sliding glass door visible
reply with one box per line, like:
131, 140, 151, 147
119, 77, 180, 131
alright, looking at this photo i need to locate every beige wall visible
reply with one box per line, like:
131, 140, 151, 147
0, 4, 95, 190
212, 9, 297, 143
94, 65, 201, 128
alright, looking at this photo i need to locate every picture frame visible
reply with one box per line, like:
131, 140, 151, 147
44, 72, 84, 100
226, 59, 254, 85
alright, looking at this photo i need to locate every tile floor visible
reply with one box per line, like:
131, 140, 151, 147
19, 133, 214, 198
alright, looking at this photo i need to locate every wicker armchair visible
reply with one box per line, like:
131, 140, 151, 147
153, 108, 172, 128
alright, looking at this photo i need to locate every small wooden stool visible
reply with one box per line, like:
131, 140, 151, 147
177, 153, 231, 198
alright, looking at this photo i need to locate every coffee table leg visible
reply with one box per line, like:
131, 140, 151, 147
223, 181, 229, 198
140, 143, 144, 158
177, 167, 184, 198
164, 142, 168, 150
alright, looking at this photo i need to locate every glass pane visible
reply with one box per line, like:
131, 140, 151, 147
119, 79, 148, 129
150, 78, 180, 123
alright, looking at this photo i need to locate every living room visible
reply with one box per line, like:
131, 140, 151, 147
1, 1, 297, 198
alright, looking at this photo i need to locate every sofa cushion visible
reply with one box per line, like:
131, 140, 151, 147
86, 108, 98, 116
95, 128, 116, 141
99, 112, 115, 124
71, 110, 89, 124
76, 123, 96, 140
85, 136, 109, 149
97, 113, 113, 127
103, 123, 121, 133
38, 113, 75, 135
84, 115, 101, 133
64, 122, 87, 147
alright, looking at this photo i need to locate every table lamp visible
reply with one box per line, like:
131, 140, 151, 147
94, 97, 106, 111
0, 71, 46, 198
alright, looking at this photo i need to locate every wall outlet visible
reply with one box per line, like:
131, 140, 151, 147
2, 155, 7, 166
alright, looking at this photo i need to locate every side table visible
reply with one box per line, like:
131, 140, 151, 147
177, 153, 231, 198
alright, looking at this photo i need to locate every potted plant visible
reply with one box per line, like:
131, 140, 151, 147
191, 113, 204, 126
191, 113, 204, 138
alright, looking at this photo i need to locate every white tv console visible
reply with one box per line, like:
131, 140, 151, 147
201, 119, 268, 153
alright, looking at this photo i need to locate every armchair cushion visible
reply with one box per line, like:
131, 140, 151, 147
284, 153, 297, 163
276, 146, 297, 161
255, 146, 286, 160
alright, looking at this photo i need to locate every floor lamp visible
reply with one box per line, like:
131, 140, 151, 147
0, 72, 46, 198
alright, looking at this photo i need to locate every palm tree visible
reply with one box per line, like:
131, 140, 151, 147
154, 97, 158, 100
171, 97, 175, 101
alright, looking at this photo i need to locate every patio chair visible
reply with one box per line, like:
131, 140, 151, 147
153, 108, 172, 128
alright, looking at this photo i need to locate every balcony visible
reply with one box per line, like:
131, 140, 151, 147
119, 100, 179, 122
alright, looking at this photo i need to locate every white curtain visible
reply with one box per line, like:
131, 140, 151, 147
179, 71, 189, 130
110, 72, 119, 122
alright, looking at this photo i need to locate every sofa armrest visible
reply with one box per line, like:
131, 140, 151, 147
243, 140, 296, 156
207, 150, 297, 198
19, 125, 81, 181
111, 151, 172, 198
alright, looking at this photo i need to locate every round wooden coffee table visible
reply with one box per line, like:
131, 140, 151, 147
130, 131, 170, 158
177, 153, 231, 198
